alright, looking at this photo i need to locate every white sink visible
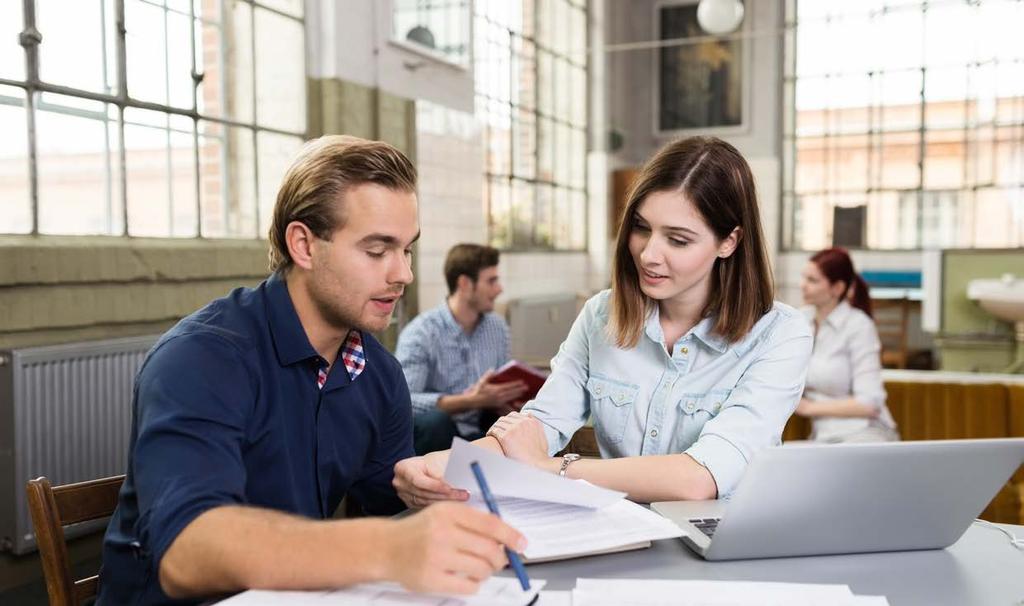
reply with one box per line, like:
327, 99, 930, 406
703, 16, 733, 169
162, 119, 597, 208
967, 275, 1024, 325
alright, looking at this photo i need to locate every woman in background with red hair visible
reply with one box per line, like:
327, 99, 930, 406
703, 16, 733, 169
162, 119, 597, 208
796, 248, 899, 443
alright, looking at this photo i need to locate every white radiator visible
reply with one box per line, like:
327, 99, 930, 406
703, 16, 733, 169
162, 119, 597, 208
0, 335, 157, 554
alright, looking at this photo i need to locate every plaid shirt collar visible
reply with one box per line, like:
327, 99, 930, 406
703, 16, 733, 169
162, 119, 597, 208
317, 330, 366, 389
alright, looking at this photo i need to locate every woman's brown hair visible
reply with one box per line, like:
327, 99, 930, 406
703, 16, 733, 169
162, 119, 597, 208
609, 136, 774, 347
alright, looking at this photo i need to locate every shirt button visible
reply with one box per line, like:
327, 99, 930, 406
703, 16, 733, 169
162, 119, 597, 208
595, 386, 603, 395
681, 347, 689, 354
685, 401, 695, 412
650, 429, 658, 438
714, 401, 722, 413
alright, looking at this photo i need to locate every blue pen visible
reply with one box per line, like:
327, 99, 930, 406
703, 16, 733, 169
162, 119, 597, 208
470, 460, 531, 591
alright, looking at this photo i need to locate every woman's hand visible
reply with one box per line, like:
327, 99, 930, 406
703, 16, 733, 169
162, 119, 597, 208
486, 412, 551, 467
393, 451, 469, 509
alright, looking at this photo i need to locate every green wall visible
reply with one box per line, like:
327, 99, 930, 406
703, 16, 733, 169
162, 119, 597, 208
937, 249, 1024, 373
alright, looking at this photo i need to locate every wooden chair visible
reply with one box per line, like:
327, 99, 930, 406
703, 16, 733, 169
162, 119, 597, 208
26, 475, 124, 606
873, 297, 913, 369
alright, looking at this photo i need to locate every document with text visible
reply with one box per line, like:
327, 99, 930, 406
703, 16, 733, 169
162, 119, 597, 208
446, 438, 683, 562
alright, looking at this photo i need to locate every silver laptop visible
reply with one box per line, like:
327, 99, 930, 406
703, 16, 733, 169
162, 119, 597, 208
652, 438, 1024, 560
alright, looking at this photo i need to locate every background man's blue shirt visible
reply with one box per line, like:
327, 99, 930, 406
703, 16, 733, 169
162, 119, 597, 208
395, 302, 511, 436
97, 273, 413, 605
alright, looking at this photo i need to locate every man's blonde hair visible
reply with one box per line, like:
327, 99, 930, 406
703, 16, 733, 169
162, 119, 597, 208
268, 135, 417, 272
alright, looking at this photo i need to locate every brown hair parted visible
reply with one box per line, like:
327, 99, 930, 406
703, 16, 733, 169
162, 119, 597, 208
444, 244, 501, 295
609, 136, 774, 348
267, 135, 417, 273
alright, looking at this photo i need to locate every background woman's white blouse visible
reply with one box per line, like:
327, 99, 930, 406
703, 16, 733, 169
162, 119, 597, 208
801, 301, 897, 441
521, 290, 813, 497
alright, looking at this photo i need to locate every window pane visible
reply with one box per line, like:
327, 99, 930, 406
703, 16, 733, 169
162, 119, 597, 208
923, 129, 965, 190
570, 189, 586, 249
36, 94, 120, 235
994, 132, 1023, 187
37, 0, 117, 95
877, 70, 921, 132
0, 86, 30, 233
527, 181, 548, 248
795, 139, 825, 193
537, 116, 554, 182
513, 36, 536, 110
570, 127, 586, 190
923, 2, 973, 68
198, 120, 256, 238
828, 135, 870, 192
487, 178, 511, 248
865, 190, 900, 249
254, 8, 305, 133
196, 0, 255, 122
974, 187, 1023, 247
226, 125, 256, 237
124, 108, 196, 237
879, 131, 920, 189
552, 186, 571, 249
392, 0, 469, 66
125, 0, 193, 108
484, 98, 511, 175
257, 0, 304, 18
257, 131, 303, 237
512, 108, 536, 179
0, 2, 24, 80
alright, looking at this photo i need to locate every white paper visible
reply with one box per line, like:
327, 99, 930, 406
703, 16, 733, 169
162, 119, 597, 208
468, 495, 682, 561
445, 437, 625, 508
571, 578, 858, 606
535, 591, 572, 606
217, 577, 545, 606
852, 598, 890, 606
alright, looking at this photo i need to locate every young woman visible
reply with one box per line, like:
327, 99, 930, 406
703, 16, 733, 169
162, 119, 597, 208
393, 136, 813, 505
795, 248, 899, 443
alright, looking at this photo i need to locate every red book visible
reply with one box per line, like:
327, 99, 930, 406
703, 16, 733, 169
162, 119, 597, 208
488, 360, 548, 405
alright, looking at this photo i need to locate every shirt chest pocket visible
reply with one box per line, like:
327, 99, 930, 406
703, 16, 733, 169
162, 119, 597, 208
671, 390, 729, 452
586, 376, 639, 446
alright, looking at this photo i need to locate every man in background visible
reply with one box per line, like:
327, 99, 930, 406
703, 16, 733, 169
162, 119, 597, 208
397, 244, 527, 455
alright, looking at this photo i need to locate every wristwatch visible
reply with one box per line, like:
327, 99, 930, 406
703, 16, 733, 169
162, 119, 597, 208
558, 453, 581, 477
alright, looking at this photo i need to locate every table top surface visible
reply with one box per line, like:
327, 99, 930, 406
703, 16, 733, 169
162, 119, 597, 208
506, 522, 1024, 605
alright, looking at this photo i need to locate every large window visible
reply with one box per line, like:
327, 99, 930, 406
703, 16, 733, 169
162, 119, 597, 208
0, 0, 306, 238
782, 0, 1024, 250
475, 0, 588, 251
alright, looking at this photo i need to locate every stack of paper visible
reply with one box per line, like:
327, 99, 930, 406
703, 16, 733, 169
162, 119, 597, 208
444, 438, 683, 562
568, 579, 889, 606
217, 577, 545, 605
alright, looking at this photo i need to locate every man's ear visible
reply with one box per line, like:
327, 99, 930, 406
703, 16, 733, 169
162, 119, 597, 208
718, 226, 743, 259
285, 221, 317, 271
455, 274, 474, 295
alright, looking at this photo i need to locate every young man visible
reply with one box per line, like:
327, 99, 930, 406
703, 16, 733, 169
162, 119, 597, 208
396, 244, 527, 455
97, 136, 524, 605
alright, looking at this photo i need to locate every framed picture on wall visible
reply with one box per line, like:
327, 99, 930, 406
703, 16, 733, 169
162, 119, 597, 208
654, 1, 749, 135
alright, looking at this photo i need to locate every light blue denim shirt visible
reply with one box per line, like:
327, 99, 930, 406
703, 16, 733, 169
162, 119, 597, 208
522, 290, 813, 497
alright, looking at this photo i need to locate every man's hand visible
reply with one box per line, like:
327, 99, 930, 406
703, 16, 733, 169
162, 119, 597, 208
463, 370, 529, 410
487, 412, 550, 467
393, 451, 468, 509
382, 502, 527, 595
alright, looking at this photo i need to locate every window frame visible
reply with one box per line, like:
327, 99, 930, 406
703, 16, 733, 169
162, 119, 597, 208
0, 0, 307, 239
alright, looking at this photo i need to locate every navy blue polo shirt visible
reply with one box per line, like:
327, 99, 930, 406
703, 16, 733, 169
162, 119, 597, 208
97, 273, 413, 605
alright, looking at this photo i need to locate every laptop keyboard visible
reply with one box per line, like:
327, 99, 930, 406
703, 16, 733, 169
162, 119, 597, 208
688, 517, 720, 538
